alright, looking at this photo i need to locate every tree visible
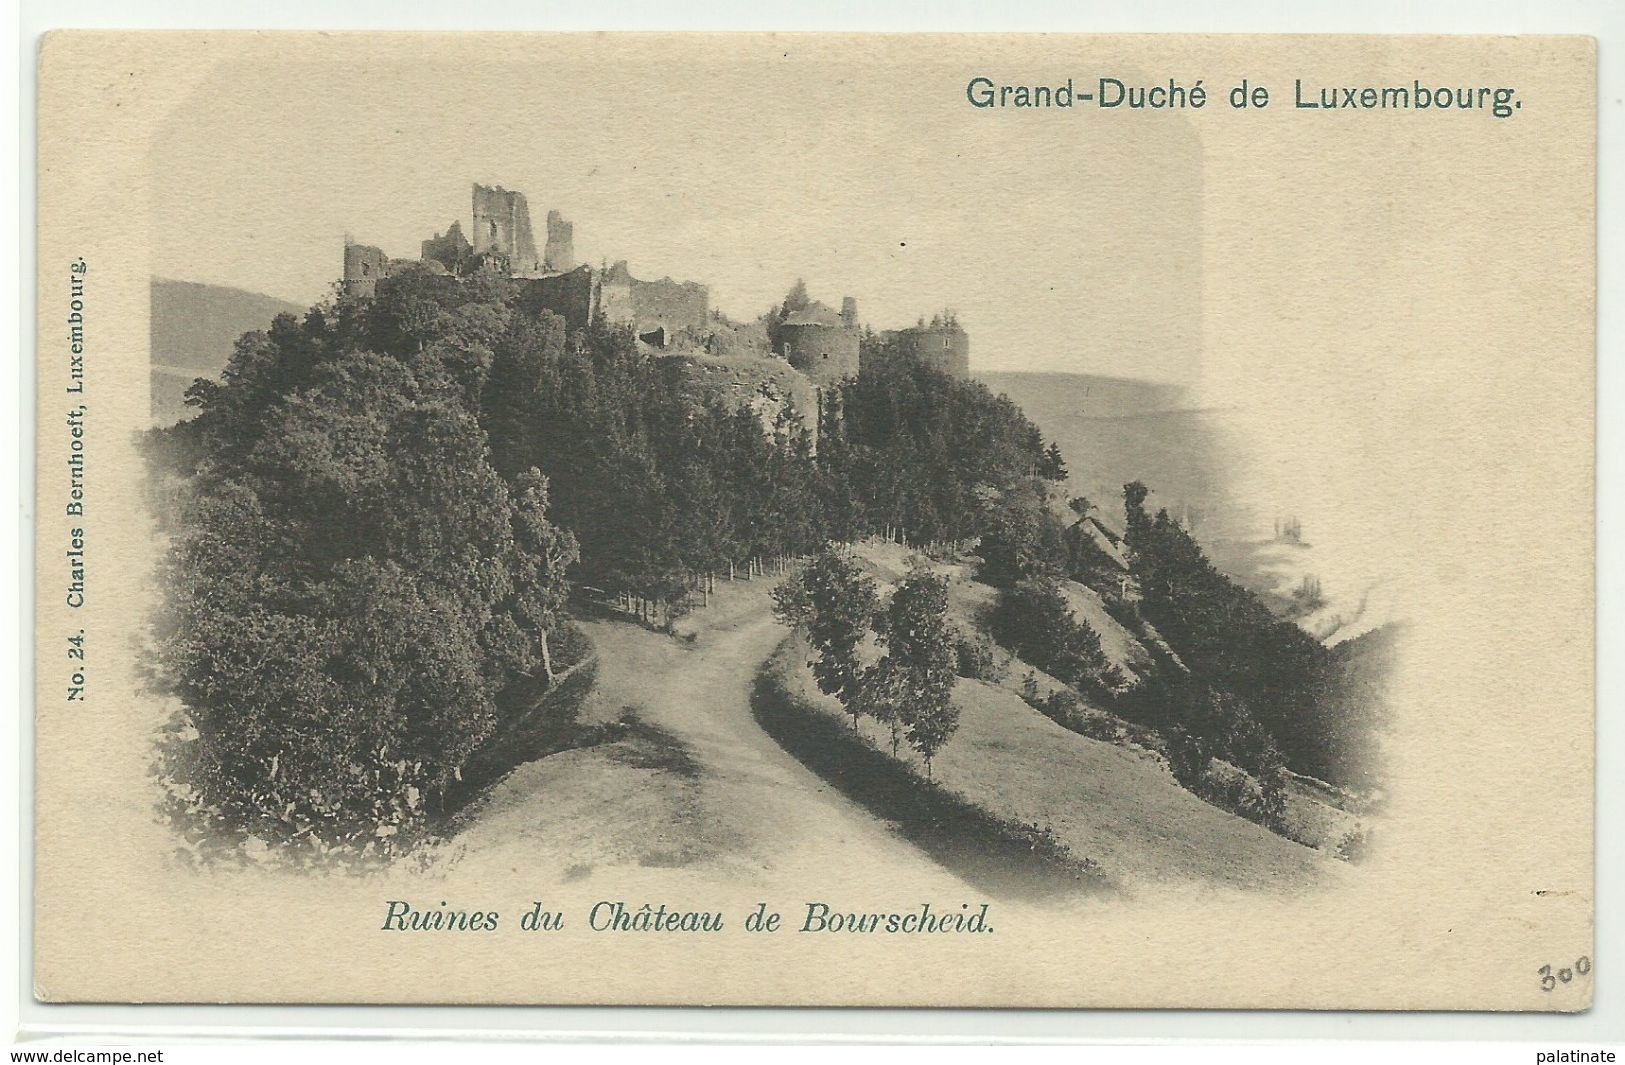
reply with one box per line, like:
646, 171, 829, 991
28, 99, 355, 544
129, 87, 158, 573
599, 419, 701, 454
860, 565, 957, 765
1122, 480, 1153, 563
1039, 441, 1068, 481
505, 469, 580, 681
1206, 690, 1288, 827
765, 278, 812, 353
153, 409, 515, 851
853, 656, 909, 757
828, 357, 1052, 547
1120, 479, 1336, 783
868, 566, 959, 776
1153, 682, 1287, 827
988, 577, 1114, 692
1164, 724, 1211, 788
773, 545, 877, 727
906, 695, 959, 781
976, 482, 1066, 588
770, 567, 815, 631
147, 276, 579, 858
782, 278, 810, 314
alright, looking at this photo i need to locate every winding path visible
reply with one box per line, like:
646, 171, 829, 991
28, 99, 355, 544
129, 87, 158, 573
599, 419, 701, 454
451, 581, 977, 898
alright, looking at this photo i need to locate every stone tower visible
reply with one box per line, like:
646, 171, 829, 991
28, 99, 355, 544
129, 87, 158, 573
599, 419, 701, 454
840, 296, 859, 330
342, 240, 390, 298
470, 183, 542, 274
780, 301, 860, 387
880, 318, 971, 378
543, 210, 576, 271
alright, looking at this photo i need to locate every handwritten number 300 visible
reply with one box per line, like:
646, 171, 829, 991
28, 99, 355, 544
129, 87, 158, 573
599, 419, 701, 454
1539, 956, 1591, 991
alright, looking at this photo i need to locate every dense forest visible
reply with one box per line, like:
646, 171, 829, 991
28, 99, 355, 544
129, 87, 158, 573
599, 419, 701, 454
144, 271, 1061, 858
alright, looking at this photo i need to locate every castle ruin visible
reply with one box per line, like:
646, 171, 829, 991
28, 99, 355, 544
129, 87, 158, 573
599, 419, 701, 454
344, 183, 709, 345
471, 184, 544, 275
341, 183, 968, 381
340, 242, 394, 300
779, 297, 861, 387
420, 221, 472, 275
878, 313, 971, 379
598, 260, 710, 343
543, 210, 575, 272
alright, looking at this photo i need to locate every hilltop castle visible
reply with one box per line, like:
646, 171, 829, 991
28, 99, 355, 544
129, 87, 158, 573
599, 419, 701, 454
775, 297, 970, 385
344, 184, 710, 346
342, 183, 968, 379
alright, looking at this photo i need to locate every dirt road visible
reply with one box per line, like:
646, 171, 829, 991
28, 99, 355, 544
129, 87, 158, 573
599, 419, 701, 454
449, 580, 977, 898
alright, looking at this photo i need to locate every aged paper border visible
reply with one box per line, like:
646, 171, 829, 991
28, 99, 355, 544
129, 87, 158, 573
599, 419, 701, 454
15, 0, 1625, 1040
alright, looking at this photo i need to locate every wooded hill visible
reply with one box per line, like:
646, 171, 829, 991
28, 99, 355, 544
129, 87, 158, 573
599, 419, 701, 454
144, 270, 1060, 858
144, 269, 1386, 862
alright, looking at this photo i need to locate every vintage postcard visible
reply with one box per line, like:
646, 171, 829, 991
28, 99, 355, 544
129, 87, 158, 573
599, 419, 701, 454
32, 32, 1595, 1009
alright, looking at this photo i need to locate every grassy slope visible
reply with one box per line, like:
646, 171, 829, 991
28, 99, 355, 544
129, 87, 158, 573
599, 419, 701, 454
841, 540, 1342, 893
853, 539, 1151, 687
781, 642, 1335, 896
1055, 579, 1152, 681
444, 550, 1348, 896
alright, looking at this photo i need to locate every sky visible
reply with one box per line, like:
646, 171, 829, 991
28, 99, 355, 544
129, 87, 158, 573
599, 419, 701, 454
148, 39, 1202, 382
136, 33, 1598, 706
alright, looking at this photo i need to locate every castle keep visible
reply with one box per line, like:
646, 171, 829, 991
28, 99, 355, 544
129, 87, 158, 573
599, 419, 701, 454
344, 183, 710, 345
344, 183, 579, 295
471, 184, 543, 275
342, 182, 968, 379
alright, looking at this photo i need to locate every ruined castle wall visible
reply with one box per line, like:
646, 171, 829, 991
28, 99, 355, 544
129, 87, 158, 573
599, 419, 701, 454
954, 334, 970, 377
598, 276, 635, 328
782, 322, 860, 386
630, 278, 709, 335
421, 221, 471, 274
543, 210, 575, 272
521, 265, 597, 333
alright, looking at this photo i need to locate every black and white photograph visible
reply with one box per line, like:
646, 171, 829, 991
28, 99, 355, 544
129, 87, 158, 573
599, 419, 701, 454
143, 173, 1393, 898
27, 29, 1596, 1015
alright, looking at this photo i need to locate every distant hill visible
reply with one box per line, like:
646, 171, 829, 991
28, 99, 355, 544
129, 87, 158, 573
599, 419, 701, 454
981, 371, 1398, 650
151, 278, 305, 425
980, 371, 1253, 543
979, 371, 1192, 420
